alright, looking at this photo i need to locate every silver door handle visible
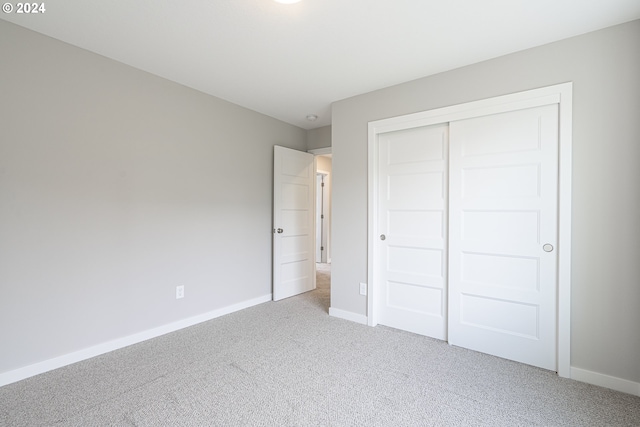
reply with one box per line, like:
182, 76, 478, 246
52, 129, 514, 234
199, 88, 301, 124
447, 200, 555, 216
380, 234, 386, 241
543, 244, 554, 252
277, 228, 284, 234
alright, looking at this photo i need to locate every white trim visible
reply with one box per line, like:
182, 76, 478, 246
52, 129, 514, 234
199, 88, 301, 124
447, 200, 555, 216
329, 307, 368, 325
308, 147, 332, 155
369, 93, 561, 134
556, 84, 573, 378
571, 367, 640, 397
367, 83, 572, 377
0, 294, 272, 387
367, 125, 378, 328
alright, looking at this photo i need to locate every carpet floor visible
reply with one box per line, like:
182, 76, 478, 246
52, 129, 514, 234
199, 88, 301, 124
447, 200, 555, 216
1, 264, 639, 426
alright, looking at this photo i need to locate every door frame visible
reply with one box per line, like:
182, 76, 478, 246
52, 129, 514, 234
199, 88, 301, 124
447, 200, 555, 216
367, 83, 573, 377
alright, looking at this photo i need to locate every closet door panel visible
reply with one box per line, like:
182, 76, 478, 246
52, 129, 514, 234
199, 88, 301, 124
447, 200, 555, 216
448, 104, 559, 371
377, 124, 449, 339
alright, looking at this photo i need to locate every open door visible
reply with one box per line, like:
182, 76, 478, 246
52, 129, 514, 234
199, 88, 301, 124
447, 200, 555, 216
273, 146, 315, 301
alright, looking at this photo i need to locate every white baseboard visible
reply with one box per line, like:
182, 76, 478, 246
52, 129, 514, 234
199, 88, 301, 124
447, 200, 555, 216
7, 297, 637, 398
329, 307, 368, 325
0, 294, 272, 388
571, 367, 640, 396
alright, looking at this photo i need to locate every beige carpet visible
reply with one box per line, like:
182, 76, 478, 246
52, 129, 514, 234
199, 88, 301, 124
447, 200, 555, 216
1, 263, 639, 426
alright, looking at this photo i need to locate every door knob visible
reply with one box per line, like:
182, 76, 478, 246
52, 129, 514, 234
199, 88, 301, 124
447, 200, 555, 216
380, 234, 386, 241
277, 228, 284, 234
543, 244, 554, 252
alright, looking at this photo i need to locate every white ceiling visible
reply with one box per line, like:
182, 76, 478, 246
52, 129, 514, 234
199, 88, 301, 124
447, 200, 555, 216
3, 0, 640, 129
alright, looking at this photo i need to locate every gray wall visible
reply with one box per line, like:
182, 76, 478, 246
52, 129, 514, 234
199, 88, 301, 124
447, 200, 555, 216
331, 20, 640, 384
0, 20, 306, 374
307, 125, 332, 150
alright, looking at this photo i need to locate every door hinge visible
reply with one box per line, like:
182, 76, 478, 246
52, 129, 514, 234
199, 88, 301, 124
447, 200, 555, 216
321, 214, 324, 219
321, 246, 324, 251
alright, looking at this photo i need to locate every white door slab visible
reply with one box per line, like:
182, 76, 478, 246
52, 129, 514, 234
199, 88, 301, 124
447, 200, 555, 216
448, 104, 559, 371
273, 146, 315, 301
377, 124, 449, 339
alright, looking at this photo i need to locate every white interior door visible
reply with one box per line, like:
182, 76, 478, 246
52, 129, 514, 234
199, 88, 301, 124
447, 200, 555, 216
273, 146, 315, 301
448, 105, 559, 371
377, 124, 449, 339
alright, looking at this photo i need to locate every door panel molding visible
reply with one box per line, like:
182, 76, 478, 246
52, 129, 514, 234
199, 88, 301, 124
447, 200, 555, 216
367, 83, 572, 377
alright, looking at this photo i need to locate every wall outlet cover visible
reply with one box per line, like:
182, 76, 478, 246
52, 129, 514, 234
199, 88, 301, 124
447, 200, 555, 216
359, 282, 367, 296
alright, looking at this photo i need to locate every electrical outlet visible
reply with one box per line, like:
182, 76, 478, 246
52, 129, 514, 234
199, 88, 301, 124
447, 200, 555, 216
176, 285, 184, 299
359, 282, 367, 296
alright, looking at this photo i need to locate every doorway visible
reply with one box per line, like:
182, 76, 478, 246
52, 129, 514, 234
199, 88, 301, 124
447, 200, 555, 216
312, 149, 332, 313
272, 146, 333, 304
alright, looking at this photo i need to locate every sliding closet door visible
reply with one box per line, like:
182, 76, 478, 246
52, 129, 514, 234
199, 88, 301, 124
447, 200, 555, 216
448, 105, 559, 371
377, 124, 448, 339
